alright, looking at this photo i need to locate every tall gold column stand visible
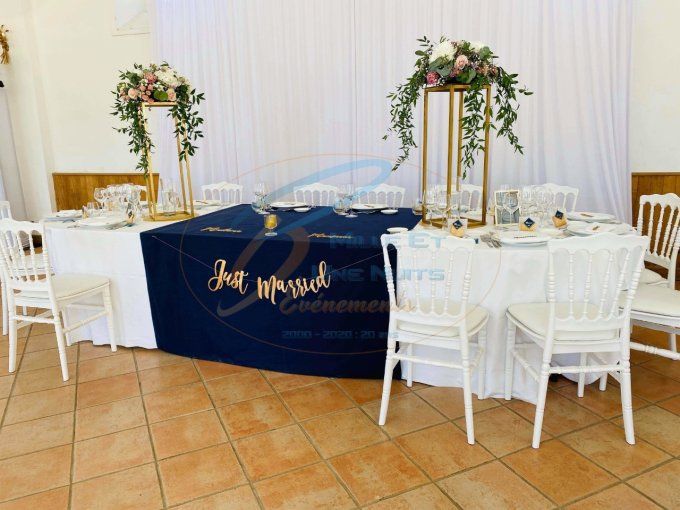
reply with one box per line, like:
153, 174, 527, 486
421, 84, 491, 228
140, 101, 196, 221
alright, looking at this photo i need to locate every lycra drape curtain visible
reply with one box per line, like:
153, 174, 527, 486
152, 0, 632, 219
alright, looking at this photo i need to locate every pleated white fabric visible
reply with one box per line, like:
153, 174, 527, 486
152, 0, 632, 219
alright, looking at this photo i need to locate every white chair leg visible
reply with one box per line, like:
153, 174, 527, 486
477, 327, 487, 399
21, 305, 27, 316
620, 364, 635, 445
406, 344, 413, 387
1, 281, 7, 337
61, 308, 72, 347
669, 333, 677, 353
102, 285, 117, 352
504, 319, 516, 400
599, 373, 608, 391
53, 316, 70, 381
7, 310, 17, 373
378, 356, 397, 426
462, 360, 475, 445
532, 363, 550, 448
577, 353, 587, 398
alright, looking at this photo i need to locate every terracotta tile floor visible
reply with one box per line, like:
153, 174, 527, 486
0, 323, 678, 509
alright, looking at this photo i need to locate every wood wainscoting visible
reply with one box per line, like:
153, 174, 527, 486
632, 172, 680, 222
52, 172, 159, 211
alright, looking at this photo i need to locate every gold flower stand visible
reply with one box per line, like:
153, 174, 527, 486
140, 101, 196, 221
421, 83, 491, 228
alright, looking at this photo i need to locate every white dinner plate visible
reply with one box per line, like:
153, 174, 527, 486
270, 201, 306, 211
352, 203, 387, 212
193, 199, 222, 209
566, 211, 616, 223
498, 231, 550, 246
75, 217, 126, 230
566, 221, 634, 236
387, 227, 408, 234
381, 209, 398, 215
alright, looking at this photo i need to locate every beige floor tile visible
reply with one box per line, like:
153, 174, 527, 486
0, 355, 21, 376
641, 356, 680, 381
77, 341, 123, 361
195, 359, 251, 380
158, 444, 246, 506
28, 322, 55, 336
302, 407, 386, 458
0, 398, 5, 417
334, 377, 409, 405
506, 390, 601, 436
280, 380, 353, 420
0, 374, 13, 399
504, 440, 617, 505
19, 347, 76, 372
614, 405, 680, 455
628, 460, 680, 509
416, 386, 499, 419
77, 351, 136, 383
363, 393, 446, 437
396, 423, 492, 479
134, 347, 186, 370
138, 362, 199, 394
12, 364, 74, 396
71, 463, 163, 510
438, 461, 553, 510
235, 424, 320, 481
206, 371, 273, 407
556, 381, 648, 418
4, 385, 75, 425
75, 396, 146, 441
0, 412, 73, 460
562, 422, 670, 478
151, 409, 227, 459
630, 365, 680, 402
330, 441, 427, 505
565, 484, 661, 509
454, 406, 535, 456
218, 394, 293, 440
23, 333, 60, 353
0, 445, 71, 502
73, 425, 154, 481
76, 372, 139, 409
0, 338, 26, 357
174, 485, 260, 510
366, 484, 455, 509
255, 463, 354, 510
144, 381, 212, 423
658, 395, 680, 415
262, 370, 326, 392
0, 486, 69, 510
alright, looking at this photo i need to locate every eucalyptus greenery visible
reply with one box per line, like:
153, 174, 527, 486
385, 37, 532, 174
112, 63, 204, 176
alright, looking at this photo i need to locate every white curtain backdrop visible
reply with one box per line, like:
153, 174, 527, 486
152, 0, 632, 219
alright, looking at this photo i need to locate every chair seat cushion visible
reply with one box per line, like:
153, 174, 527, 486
640, 268, 666, 285
507, 302, 618, 340
396, 302, 488, 338
624, 285, 680, 317
18, 274, 109, 300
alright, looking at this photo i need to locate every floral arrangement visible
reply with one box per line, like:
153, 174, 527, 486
0, 25, 10, 64
385, 37, 532, 174
112, 63, 204, 175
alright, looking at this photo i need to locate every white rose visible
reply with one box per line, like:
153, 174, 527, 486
469, 41, 486, 52
431, 40, 454, 62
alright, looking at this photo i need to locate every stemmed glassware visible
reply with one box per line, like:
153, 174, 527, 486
264, 213, 278, 236
502, 192, 519, 224
340, 184, 357, 218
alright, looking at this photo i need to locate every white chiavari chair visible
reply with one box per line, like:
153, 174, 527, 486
461, 184, 483, 212
201, 181, 242, 204
379, 232, 488, 444
357, 183, 405, 207
0, 220, 117, 381
505, 234, 648, 448
293, 183, 339, 206
539, 183, 579, 212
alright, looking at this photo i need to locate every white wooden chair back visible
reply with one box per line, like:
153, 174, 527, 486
202, 182, 226, 201
0, 201, 12, 220
0, 220, 51, 294
542, 183, 579, 212
636, 193, 680, 282
545, 234, 647, 345
202, 182, 243, 204
294, 183, 338, 206
358, 184, 405, 207
461, 184, 483, 211
381, 232, 476, 334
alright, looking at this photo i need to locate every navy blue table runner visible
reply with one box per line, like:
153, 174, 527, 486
140, 205, 420, 378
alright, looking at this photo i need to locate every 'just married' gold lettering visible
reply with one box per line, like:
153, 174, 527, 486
257, 261, 331, 305
308, 233, 353, 239
201, 227, 243, 233
207, 260, 249, 294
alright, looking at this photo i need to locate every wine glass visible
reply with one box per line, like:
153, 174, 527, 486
254, 182, 269, 199
94, 188, 105, 209
342, 184, 357, 218
264, 213, 278, 237
251, 196, 265, 214
502, 193, 519, 224
411, 198, 424, 216
333, 199, 347, 216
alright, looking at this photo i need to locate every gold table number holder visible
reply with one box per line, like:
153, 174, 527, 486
141, 102, 196, 221
421, 84, 491, 228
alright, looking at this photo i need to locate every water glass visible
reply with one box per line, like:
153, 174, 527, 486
333, 199, 347, 216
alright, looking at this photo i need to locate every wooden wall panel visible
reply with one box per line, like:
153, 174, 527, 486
52, 173, 159, 211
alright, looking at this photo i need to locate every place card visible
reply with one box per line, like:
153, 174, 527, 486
552, 210, 567, 228
519, 216, 538, 232
449, 218, 467, 237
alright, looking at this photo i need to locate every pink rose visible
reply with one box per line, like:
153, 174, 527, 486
455, 55, 469, 69
144, 72, 156, 83
425, 71, 440, 85
128, 88, 139, 99
141, 94, 149, 101
167, 89, 177, 101
139, 85, 146, 92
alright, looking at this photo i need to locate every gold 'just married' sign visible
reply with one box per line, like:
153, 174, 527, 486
208, 259, 331, 305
